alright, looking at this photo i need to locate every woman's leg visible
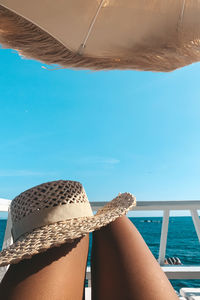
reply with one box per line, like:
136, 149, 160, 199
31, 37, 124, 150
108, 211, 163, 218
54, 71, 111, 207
91, 216, 178, 300
0, 234, 89, 300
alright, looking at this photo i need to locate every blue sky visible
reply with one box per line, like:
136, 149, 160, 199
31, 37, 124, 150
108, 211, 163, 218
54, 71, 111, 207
0, 48, 200, 216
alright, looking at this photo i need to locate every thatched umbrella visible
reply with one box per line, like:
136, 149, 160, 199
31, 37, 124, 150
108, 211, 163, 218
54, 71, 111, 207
0, 0, 200, 71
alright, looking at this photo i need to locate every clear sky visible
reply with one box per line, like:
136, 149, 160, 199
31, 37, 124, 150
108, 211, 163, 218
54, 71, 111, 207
0, 48, 200, 216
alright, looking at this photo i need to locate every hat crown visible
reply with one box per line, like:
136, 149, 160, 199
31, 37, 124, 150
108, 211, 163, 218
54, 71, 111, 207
11, 180, 88, 223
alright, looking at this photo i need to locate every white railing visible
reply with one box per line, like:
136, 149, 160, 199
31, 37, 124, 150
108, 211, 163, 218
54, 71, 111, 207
91, 200, 200, 265
1, 199, 200, 284
87, 200, 200, 285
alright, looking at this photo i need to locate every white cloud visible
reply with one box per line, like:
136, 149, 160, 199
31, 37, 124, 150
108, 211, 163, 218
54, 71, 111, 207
0, 170, 56, 177
80, 157, 120, 165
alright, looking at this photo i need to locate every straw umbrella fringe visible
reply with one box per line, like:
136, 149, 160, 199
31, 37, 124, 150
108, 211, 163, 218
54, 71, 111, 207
0, 4, 200, 72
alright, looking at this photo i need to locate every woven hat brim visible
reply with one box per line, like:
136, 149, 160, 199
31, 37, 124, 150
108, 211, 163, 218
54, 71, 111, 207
0, 193, 136, 267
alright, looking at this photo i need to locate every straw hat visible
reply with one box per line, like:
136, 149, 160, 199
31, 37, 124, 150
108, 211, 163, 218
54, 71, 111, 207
0, 0, 200, 72
0, 180, 136, 267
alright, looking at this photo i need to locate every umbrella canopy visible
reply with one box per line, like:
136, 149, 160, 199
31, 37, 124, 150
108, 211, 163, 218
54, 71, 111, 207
0, 0, 200, 71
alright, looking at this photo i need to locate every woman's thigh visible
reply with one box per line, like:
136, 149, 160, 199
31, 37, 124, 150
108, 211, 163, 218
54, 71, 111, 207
91, 216, 178, 300
0, 234, 89, 300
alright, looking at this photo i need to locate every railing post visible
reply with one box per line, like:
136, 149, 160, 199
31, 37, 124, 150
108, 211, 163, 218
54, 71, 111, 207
158, 209, 169, 265
86, 266, 91, 287
2, 209, 13, 250
190, 209, 200, 242
88, 279, 91, 287
0, 209, 13, 281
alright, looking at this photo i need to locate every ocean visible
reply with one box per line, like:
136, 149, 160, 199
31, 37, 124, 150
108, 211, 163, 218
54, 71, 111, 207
0, 216, 200, 293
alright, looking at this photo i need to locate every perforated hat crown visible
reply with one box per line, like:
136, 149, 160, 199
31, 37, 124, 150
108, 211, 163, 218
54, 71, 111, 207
0, 180, 136, 267
12, 181, 88, 221
11, 180, 93, 242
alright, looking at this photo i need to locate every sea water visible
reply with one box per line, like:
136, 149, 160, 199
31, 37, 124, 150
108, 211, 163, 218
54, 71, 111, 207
0, 217, 200, 292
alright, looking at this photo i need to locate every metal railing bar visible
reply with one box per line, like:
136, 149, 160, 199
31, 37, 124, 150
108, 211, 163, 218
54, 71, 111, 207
91, 200, 200, 211
190, 209, 200, 242
158, 209, 169, 265
1, 200, 200, 211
